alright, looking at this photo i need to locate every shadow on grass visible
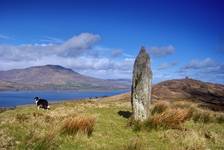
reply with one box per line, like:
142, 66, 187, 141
118, 111, 132, 118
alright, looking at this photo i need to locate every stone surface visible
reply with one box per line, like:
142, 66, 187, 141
131, 47, 152, 121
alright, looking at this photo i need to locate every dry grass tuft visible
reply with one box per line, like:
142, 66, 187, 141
62, 115, 96, 136
16, 113, 29, 122
151, 101, 169, 115
192, 108, 224, 123
24, 127, 59, 149
181, 130, 207, 150
192, 109, 212, 123
148, 108, 192, 129
0, 129, 15, 149
172, 100, 194, 109
44, 115, 54, 123
215, 114, 224, 123
129, 99, 223, 131
123, 137, 143, 150
32, 112, 44, 118
163, 130, 207, 149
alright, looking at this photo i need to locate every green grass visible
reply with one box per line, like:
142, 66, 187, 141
0, 95, 224, 150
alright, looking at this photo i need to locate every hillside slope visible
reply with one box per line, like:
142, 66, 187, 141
152, 78, 224, 106
0, 65, 131, 91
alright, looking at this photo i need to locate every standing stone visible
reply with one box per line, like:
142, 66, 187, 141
131, 47, 152, 121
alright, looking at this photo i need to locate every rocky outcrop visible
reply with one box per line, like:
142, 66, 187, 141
131, 47, 152, 121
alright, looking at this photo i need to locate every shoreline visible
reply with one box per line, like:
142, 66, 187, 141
0, 90, 129, 109
0, 88, 130, 92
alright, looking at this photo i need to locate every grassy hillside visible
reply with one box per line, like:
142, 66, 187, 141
0, 94, 224, 150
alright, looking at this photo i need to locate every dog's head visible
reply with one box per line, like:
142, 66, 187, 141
34, 97, 39, 104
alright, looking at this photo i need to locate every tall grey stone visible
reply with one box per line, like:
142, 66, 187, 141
131, 47, 152, 121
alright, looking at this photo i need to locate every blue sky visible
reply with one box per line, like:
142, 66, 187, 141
0, 0, 224, 83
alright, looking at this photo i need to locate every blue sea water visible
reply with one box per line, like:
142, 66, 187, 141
0, 90, 128, 107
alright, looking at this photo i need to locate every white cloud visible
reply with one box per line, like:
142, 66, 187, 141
158, 61, 178, 70
179, 58, 224, 83
0, 34, 11, 40
0, 32, 101, 61
0, 33, 134, 79
60, 33, 100, 51
40, 36, 63, 43
111, 49, 123, 57
182, 58, 217, 70
147, 45, 175, 57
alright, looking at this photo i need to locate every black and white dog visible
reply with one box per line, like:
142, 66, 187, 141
34, 97, 50, 110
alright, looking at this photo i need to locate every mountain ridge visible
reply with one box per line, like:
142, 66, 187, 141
0, 65, 131, 91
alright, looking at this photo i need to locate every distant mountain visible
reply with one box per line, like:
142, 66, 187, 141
152, 78, 224, 105
0, 65, 131, 91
